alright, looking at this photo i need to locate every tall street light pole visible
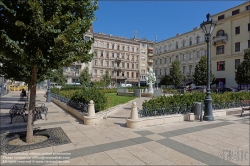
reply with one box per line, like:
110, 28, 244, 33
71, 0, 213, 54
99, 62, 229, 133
138, 71, 140, 87
200, 13, 217, 121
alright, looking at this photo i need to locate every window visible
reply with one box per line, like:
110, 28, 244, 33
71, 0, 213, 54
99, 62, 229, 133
232, 9, 239, 15
235, 26, 240, 34
100, 70, 103, 76
189, 65, 192, 72
136, 64, 138, 69
248, 23, 250, 31
189, 40, 192, 46
218, 15, 225, 20
127, 63, 129, 68
100, 60, 103, 66
164, 58, 167, 63
100, 42, 104, 47
196, 51, 200, 58
246, 5, 250, 11
117, 53, 120, 58
182, 41, 185, 47
127, 46, 129, 51
100, 50, 103, 57
117, 45, 120, 50
94, 41, 98, 47
164, 45, 167, 52
106, 51, 109, 58
248, 40, 250, 48
94, 60, 98, 66
141, 56, 145, 61
160, 59, 162, 64
112, 44, 114, 49
217, 61, 225, 71
182, 66, 185, 74
216, 30, 225, 36
235, 59, 240, 69
176, 43, 178, 49
235, 42, 240, 52
137, 48, 139, 53
122, 45, 125, 51
132, 47, 134, 52
127, 72, 129, 78
94, 50, 97, 57
106, 61, 109, 67
112, 61, 114, 67
85, 36, 90, 41
127, 54, 130, 60
176, 55, 178, 61
216, 45, 224, 54
197, 36, 200, 44
122, 62, 124, 68
132, 72, 134, 78
136, 56, 138, 60
122, 53, 125, 59
94, 69, 97, 76
107, 43, 109, 49
112, 53, 114, 58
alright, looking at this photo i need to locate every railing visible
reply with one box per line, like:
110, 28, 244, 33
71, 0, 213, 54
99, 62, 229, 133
212, 34, 228, 45
148, 59, 153, 63
111, 76, 127, 79
51, 93, 88, 114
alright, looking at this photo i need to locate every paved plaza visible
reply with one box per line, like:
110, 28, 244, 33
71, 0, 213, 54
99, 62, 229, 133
0, 91, 249, 165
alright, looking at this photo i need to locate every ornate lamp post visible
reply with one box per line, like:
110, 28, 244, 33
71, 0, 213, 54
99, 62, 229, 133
138, 71, 140, 87
145, 67, 156, 93
200, 13, 217, 121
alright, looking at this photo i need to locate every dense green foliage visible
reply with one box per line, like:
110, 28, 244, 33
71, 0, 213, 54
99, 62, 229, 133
235, 48, 250, 88
101, 70, 111, 86
79, 67, 91, 87
71, 88, 107, 112
60, 86, 83, 91
143, 92, 250, 111
169, 60, 183, 87
159, 75, 171, 86
46, 68, 66, 86
193, 56, 215, 86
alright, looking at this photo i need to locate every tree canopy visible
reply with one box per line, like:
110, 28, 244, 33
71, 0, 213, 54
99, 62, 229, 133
0, 0, 98, 143
235, 48, 250, 88
169, 60, 183, 87
79, 66, 91, 87
193, 56, 215, 86
101, 70, 111, 86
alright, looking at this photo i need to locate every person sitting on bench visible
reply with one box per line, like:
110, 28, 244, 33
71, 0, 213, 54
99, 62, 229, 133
20, 89, 27, 97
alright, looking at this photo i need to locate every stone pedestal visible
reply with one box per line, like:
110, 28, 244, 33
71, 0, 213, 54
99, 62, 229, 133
84, 100, 98, 125
126, 102, 142, 128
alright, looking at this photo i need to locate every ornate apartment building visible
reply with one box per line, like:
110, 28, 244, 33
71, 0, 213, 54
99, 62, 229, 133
92, 33, 140, 86
63, 27, 94, 83
153, 28, 207, 85
211, 1, 250, 88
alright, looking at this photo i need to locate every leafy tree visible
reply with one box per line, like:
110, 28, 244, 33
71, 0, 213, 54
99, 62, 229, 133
46, 68, 66, 86
79, 67, 91, 87
169, 60, 183, 87
101, 70, 111, 86
159, 75, 171, 86
235, 48, 250, 89
0, 0, 98, 143
193, 56, 215, 86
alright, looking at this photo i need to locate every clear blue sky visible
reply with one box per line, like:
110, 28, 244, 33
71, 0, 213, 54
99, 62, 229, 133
93, 0, 245, 42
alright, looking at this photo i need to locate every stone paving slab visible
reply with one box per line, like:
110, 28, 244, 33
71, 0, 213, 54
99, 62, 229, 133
0, 91, 249, 165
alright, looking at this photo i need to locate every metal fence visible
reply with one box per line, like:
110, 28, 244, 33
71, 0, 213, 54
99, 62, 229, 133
51, 93, 89, 114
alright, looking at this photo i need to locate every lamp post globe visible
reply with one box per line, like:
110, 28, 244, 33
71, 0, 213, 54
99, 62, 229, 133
200, 13, 217, 121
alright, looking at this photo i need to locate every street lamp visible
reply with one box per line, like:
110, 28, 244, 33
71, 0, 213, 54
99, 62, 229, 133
200, 13, 217, 121
138, 71, 140, 87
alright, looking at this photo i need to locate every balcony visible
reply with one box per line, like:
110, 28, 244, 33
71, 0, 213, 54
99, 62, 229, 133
64, 72, 80, 77
148, 52, 153, 56
148, 59, 153, 63
115, 57, 122, 63
113, 66, 123, 71
212, 34, 228, 45
111, 76, 127, 80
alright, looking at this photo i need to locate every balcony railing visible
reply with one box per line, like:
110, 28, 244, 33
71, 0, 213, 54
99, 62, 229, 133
111, 76, 127, 79
212, 34, 228, 45
148, 59, 153, 63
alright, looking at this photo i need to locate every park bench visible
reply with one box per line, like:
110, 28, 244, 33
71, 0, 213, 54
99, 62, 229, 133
9, 103, 28, 124
33, 103, 48, 121
9, 103, 48, 124
241, 100, 250, 117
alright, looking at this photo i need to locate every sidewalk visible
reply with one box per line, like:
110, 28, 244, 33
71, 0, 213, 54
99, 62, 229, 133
0, 91, 249, 165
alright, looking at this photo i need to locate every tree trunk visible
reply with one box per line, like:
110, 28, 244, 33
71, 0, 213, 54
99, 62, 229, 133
26, 65, 37, 143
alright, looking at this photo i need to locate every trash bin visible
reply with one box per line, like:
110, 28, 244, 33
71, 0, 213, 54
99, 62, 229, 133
194, 102, 202, 115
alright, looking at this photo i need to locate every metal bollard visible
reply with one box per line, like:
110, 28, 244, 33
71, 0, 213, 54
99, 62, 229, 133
200, 100, 203, 122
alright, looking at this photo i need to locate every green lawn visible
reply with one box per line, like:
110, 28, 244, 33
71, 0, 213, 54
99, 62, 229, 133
105, 93, 136, 109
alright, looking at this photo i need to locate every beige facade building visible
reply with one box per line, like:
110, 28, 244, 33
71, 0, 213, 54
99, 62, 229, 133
138, 39, 154, 86
153, 29, 207, 85
92, 33, 140, 86
211, 1, 250, 88
63, 27, 94, 84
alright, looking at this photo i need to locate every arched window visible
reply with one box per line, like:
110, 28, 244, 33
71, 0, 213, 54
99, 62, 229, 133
182, 40, 185, 47
159, 47, 162, 54
216, 30, 225, 36
189, 38, 192, 46
196, 36, 200, 44
176, 42, 178, 49
100, 42, 104, 47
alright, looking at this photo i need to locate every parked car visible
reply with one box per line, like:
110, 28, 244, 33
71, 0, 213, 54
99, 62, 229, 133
217, 87, 238, 93
239, 88, 250, 92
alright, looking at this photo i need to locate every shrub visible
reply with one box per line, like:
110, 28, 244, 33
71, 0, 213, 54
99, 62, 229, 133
50, 88, 60, 94
61, 86, 83, 91
71, 87, 107, 112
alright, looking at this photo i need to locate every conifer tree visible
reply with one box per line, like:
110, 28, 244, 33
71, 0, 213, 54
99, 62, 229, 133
79, 67, 91, 87
169, 60, 183, 87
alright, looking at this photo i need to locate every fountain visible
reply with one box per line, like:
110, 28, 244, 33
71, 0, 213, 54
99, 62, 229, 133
145, 67, 156, 94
